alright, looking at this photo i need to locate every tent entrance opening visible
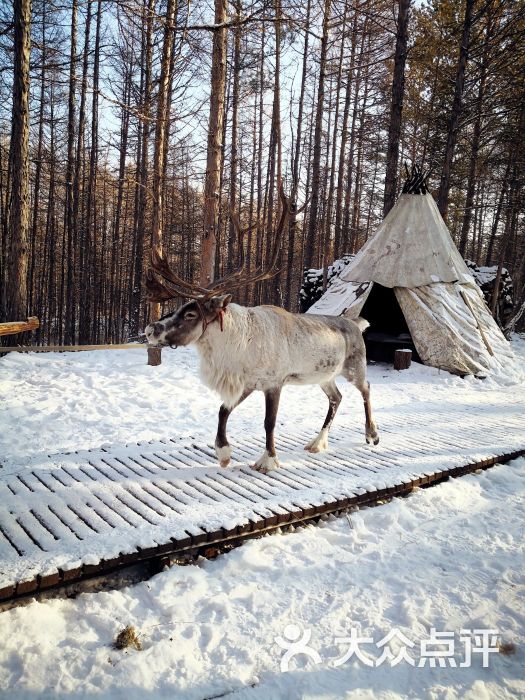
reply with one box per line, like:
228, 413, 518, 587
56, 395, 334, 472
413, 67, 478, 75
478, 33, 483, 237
360, 283, 420, 363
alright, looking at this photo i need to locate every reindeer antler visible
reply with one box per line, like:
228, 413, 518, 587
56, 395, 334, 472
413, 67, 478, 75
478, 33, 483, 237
145, 186, 291, 302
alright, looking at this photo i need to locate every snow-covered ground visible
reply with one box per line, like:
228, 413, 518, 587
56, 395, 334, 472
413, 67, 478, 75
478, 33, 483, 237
0, 337, 524, 699
1, 336, 524, 467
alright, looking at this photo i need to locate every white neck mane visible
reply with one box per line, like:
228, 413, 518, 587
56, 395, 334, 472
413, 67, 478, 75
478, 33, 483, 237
195, 304, 252, 408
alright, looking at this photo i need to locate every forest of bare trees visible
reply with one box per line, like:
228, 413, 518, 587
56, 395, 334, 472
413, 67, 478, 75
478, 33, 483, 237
0, 0, 524, 345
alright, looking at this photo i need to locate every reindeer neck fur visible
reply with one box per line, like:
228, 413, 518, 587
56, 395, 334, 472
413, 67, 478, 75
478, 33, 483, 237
195, 303, 254, 408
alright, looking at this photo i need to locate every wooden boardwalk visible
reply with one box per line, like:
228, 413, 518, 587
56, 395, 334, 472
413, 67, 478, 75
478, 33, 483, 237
1, 394, 524, 605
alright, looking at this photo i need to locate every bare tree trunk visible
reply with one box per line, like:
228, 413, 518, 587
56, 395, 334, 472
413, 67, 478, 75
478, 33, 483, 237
64, 0, 77, 344
286, 0, 311, 308
459, 11, 492, 256
200, 0, 228, 287
228, 0, 241, 270
365, 130, 381, 239
81, 0, 102, 344
265, 0, 282, 304
475, 181, 485, 263
245, 78, 258, 304
342, 19, 367, 254
304, 0, 331, 270
254, 22, 265, 304
421, 56, 441, 165
5, 0, 31, 324
491, 164, 518, 317
350, 54, 370, 251
334, 0, 358, 259
44, 91, 56, 344
437, 0, 475, 220
148, 0, 176, 366
216, 70, 230, 280
29, 4, 46, 325
485, 156, 511, 265
75, 0, 92, 342
383, 0, 410, 217
489, 94, 525, 314
109, 65, 131, 342
301, 81, 317, 273
322, 6, 348, 291
130, 0, 154, 337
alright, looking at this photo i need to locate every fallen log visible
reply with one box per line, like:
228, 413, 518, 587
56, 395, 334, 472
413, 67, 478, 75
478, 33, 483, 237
0, 316, 39, 337
0, 343, 145, 353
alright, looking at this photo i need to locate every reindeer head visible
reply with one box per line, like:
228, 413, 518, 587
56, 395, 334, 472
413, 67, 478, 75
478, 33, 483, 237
145, 295, 232, 348
144, 186, 290, 348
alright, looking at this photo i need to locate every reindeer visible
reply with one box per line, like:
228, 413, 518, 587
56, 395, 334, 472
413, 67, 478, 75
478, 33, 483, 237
144, 191, 379, 473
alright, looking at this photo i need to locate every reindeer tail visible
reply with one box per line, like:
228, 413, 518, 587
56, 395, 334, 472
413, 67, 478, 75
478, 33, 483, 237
353, 316, 370, 333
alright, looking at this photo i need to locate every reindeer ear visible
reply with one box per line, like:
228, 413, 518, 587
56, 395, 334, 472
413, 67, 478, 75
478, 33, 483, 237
206, 294, 232, 311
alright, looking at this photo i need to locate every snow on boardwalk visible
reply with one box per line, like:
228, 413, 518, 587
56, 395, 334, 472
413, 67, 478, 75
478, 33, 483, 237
1, 344, 525, 697
0, 384, 524, 599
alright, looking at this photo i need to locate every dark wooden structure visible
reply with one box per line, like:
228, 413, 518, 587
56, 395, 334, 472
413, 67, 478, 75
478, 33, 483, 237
394, 349, 412, 370
1, 391, 523, 608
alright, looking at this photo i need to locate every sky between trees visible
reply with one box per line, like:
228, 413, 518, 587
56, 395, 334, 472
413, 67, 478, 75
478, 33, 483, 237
0, 0, 524, 345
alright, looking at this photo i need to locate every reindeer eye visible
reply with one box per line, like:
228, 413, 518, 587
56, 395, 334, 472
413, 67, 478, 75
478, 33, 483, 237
184, 311, 198, 320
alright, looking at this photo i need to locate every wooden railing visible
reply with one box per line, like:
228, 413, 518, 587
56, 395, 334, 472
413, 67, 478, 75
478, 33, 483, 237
0, 316, 39, 337
0, 343, 144, 353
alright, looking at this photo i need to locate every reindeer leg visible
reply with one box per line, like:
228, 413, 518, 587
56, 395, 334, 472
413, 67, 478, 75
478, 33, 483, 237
305, 381, 342, 453
215, 390, 253, 467
252, 387, 281, 473
344, 355, 379, 446
361, 380, 379, 445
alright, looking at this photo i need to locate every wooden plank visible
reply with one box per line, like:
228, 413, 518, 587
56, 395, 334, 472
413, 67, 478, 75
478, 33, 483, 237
15, 578, 39, 596
32, 503, 80, 542
0, 445, 522, 605
0, 410, 523, 606
22, 510, 60, 549
0, 518, 35, 556
0, 317, 39, 337
0, 583, 16, 601
45, 500, 93, 540
38, 570, 61, 589
204, 472, 289, 526
0, 528, 21, 559
238, 438, 374, 502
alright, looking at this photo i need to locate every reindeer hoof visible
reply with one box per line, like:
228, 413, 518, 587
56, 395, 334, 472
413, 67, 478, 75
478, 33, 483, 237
304, 428, 329, 453
251, 464, 279, 474
304, 442, 323, 453
215, 443, 232, 468
251, 451, 279, 473
251, 464, 266, 474
366, 435, 379, 446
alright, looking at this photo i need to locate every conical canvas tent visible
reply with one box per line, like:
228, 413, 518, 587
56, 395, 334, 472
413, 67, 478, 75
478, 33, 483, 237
307, 191, 514, 376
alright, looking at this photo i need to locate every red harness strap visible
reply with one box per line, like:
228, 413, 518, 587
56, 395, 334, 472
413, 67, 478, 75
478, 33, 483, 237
217, 307, 226, 332
196, 300, 227, 334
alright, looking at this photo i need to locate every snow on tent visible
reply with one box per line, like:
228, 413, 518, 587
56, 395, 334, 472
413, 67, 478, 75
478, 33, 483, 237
307, 173, 514, 377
